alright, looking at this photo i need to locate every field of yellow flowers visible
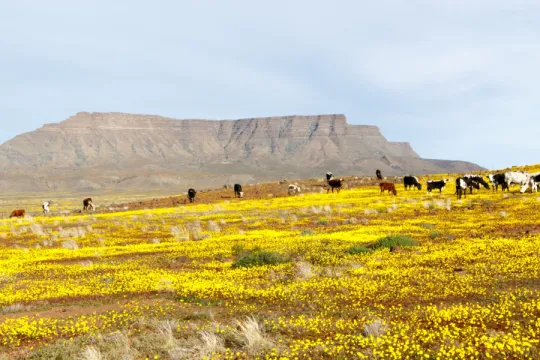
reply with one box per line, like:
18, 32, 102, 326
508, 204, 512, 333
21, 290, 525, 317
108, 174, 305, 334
1, 166, 540, 359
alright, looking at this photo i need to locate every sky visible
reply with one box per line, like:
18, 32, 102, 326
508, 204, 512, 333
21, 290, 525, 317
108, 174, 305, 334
1, 0, 539, 170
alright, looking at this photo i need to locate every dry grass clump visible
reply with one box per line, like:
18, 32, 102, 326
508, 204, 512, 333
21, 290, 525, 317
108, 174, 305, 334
2, 303, 32, 314
236, 317, 273, 354
207, 220, 221, 233
170, 225, 189, 241
79, 346, 103, 360
362, 319, 388, 338
295, 261, 314, 280
62, 240, 79, 250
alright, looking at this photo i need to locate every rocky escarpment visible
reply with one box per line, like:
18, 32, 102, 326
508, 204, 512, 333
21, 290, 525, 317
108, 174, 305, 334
0, 112, 483, 192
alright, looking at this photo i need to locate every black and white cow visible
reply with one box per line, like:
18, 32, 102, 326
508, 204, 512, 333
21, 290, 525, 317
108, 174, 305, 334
288, 184, 301, 195
487, 173, 509, 192
427, 179, 449, 193
456, 177, 480, 199
463, 174, 490, 194
504, 171, 535, 193
187, 188, 197, 203
532, 173, 540, 191
403, 176, 422, 191
326, 172, 333, 181
376, 169, 383, 180
234, 184, 243, 198
42, 201, 51, 215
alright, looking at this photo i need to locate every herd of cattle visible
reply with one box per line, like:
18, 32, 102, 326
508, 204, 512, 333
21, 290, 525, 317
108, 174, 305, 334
6, 170, 540, 218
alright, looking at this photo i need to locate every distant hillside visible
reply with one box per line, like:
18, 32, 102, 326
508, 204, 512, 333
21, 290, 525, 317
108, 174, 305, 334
0, 112, 484, 192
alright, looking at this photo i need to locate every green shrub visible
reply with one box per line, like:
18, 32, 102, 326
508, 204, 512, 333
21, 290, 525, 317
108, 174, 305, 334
369, 235, 418, 250
316, 220, 329, 225
300, 229, 314, 236
346, 245, 372, 255
232, 250, 290, 269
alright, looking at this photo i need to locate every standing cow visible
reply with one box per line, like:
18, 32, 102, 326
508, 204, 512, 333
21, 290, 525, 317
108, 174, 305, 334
463, 175, 490, 194
42, 201, 51, 215
379, 183, 397, 195
10, 209, 25, 218
403, 176, 422, 191
427, 179, 449, 193
327, 178, 343, 193
487, 173, 509, 192
83, 198, 95, 212
456, 177, 480, 199
234, 184, 243, 198
376, 169, 383, 180
187, 188, 197, 203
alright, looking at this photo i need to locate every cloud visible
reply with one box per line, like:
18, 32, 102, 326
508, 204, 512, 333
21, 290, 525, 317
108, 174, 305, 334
0, 0, 539, 169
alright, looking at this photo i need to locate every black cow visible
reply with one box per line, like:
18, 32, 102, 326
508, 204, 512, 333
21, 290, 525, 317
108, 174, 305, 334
427, 179, 449, 193
83, 198, 95, 212
187, 188, 196, 203
463, 174, 490, 194
234, 184, 243, 198
456, 177, 480, 199
376, 169, 383, 180
403, 176, 422, 191
487, 173, 508, 192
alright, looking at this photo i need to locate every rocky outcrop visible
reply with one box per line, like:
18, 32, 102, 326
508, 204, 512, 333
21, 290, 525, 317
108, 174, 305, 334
0, 112, 483, 191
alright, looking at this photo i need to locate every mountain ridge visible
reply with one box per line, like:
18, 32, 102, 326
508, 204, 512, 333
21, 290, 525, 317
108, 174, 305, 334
0, 112, 483, 192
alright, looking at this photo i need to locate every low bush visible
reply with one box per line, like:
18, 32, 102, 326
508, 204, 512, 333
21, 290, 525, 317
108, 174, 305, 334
369, 235, 418, 250
346, 245, 372, 255
232, 250, 290, 269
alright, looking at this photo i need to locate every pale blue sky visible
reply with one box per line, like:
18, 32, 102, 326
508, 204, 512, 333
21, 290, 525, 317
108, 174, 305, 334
1, 0, 539, 169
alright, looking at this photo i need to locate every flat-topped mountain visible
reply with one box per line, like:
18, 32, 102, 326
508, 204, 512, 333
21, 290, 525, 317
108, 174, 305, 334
0, 112, 483, 192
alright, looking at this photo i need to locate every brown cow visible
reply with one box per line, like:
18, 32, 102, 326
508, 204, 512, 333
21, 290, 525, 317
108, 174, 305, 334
327, 178, 343, 193
10, 209, 25, 218
379, 183, 397, 196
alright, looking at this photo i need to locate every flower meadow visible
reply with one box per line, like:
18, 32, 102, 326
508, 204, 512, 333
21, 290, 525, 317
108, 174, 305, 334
1, 169, 540, 359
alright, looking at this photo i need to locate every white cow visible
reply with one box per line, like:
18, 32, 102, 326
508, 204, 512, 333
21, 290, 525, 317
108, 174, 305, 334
288, 184, 301, 195
42, 201, 51, 215
504, 171, 535, 193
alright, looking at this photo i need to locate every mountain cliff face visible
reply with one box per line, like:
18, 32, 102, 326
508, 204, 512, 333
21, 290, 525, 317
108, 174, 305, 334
0, 112, 483, 192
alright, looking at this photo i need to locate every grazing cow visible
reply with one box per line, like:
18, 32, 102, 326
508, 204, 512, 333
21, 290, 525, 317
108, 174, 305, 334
487, 173, 509, 192
427, 179, 449, 193
234, 184, 243, 198
379, 182, 397, 195
463, 174, 490, 194
288, 184, 301, 195
327, 178, 343, 193
376, 169, 383, 180
326, 172, 333, 181
504, 171, 534, 193
403, 176, 422, 191
187, 188, 197, 203
456, 177, 480, 199
42, 201, 51, 215
10, 209, 25, 218
83, 198, 95, 212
